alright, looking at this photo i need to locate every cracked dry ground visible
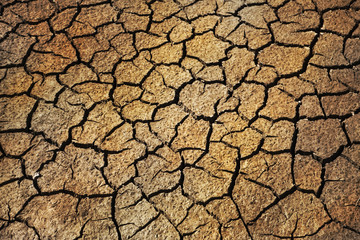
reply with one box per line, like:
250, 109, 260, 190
1, 0, 360, 239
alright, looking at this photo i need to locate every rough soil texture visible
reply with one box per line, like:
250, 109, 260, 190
0, 0, 360, 239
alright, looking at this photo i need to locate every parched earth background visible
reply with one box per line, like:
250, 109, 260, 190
0, 0, 360, 239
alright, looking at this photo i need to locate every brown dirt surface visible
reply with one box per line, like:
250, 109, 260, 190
0, 0, 360, 239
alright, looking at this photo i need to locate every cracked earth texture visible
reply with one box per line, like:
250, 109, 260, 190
0, 0, 360, 239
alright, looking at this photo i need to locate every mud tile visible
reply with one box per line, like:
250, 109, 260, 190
110, 34, 136, 60
170, 21, 193, 43
32, 95, 85, 146
136, 32, 167, 51
23, 135, 57, 177
271, 21, 316, 46
72, 82, 111, 103
0, 67, 33, 95
156, 65, 192, 88
181, 149, 205, 165
142, 71, 175, 104
121, 100, 156, 122
215, 16, 240, 39
50, 8, 77, 32
183, 0, 217, 20
0, 222, 39, 239
135, 147, 181, 195
18, 194, 81, 239
221, 219, 251, 240
150, 17, 182, 36
66, 21, 96, 38
72, 101, 122, 146
299, 95, 324, 118
81, 219, 117, 239
38, 144, 112, 195
0, 95, 36, 131
132, 214, 180, 239
116, 198, 158, 239
232, 176, 276, 223
10, 0, 55, 22
171, 116, 210, 151
222, 128, 262, 158
0, 132, 33, 156
186, 32, 230, 63
303, 222, 360, 239
311, 33, 348, 67
192, 15, 219, 34
206, 197, 239, 224
113, 85, 142, 107
313, 0, 352, 11
178, 204, 220, 239
152, 0, 181, 21
211, 112, 248, 141
234, 83, 265, 119
76, 4, 117, 28
0, 157, 22, 183
112, 0, 151, 15
0, 33, 35, 67
241, 152, 293, 195
249, 191, 330, 238
223, 48, 255, 87
330, 68, 360, 92
238, 4, 277, 29
344, 113, 360, 142
0, 180, 37, 220
259, 86, 297, 119
183, 166, 232, 202
151, 104, 188, 143
59, 63, 97, 87
258, 44, 310, 76
301, 65, 348, 94
151, 42, 183, 64
322, 156, 360, 231
277, 77, 315, 99
296, 119, 347, 159
91, 48, 121, 73
342, 144, 360, 166
321, 92, 360, 116
31, 75, 63, 102
278, 3, 320, 28
73, 36, 105, 62
344, 38, 360, 64
180, 81, 228, 117
323, 10, 356, 35
197, 142, 238, 178
294, 154, 322, 192
114, 51, 153, 85
151, 187, 193, 226
246, 66, 278, 85
104, 147, 145, 188
262, 121, 295, 152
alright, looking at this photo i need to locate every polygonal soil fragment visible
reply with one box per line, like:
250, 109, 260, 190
186, 32, 230, 63
171, 116, 210, 151
296, 119, 348, 159
0, 95, 36, 131
0, 180, 37, 220
115, 183, 158, 239
258, 44, 309, 76
249, 191, 330, 238
294, 155, 322, 192
38, 144, 112, 195
179, 81, 228, 117
222, 128, 262, 158
322, 156, 360, 231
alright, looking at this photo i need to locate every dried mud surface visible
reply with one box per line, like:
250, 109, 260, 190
0, 0, 360, 239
